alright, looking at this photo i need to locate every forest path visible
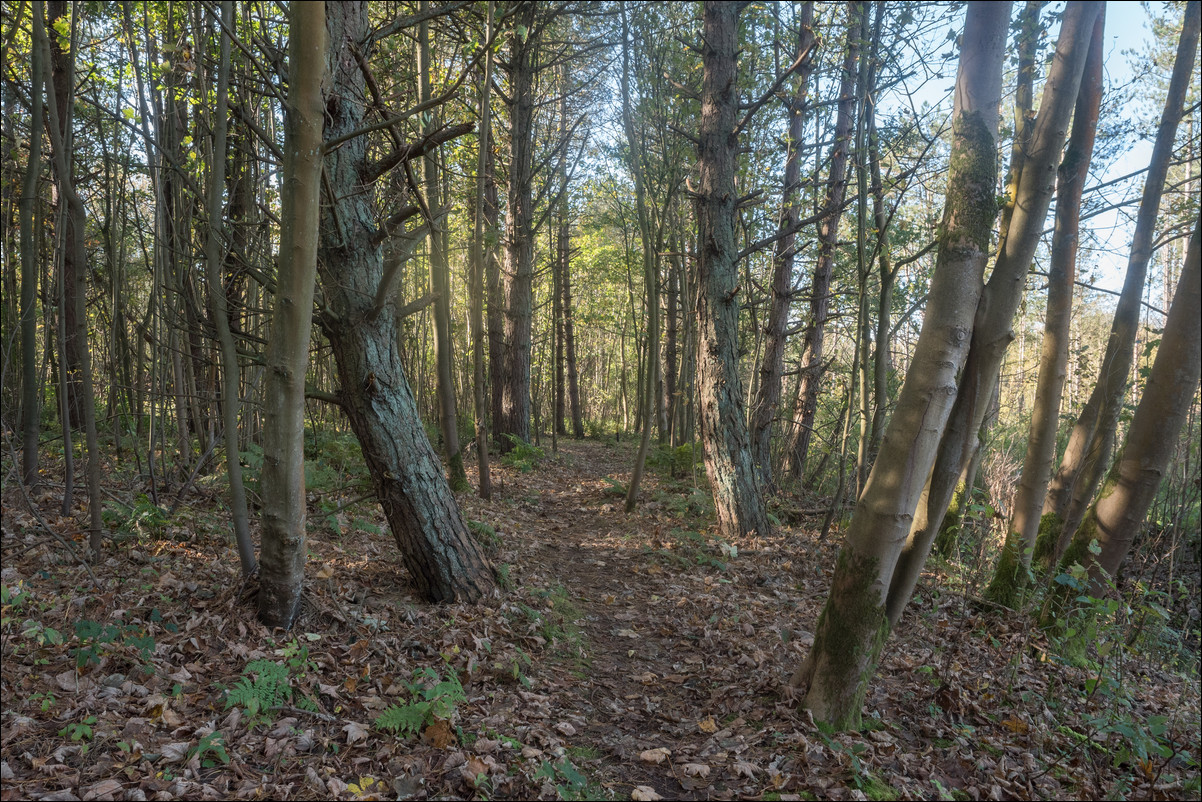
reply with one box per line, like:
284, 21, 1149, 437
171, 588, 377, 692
457, 438, 822, 800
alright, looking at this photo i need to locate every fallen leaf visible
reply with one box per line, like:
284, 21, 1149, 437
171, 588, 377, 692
639, 747, 670, 764
698, 715, 717, 733
421, 717, 455, 748
159, 742, 190, 763
682, 763, 710, 778
631, 786, 663, 801
733, 760, 758, 778
555, 722, 577, 736
342, 721, 369, 745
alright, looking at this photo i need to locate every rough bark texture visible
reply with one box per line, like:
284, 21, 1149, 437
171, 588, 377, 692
993, 8, 1104, 603
258, 0, 326, 629
793, 1, 1009, 729
319, 2, 495, 604
786, 2, 863, 481
496, 2, 538, 448
750, 1, 815, 491
694, 0, 772, 541
887, 0, 1103, 624
1042, 0, 1200, 555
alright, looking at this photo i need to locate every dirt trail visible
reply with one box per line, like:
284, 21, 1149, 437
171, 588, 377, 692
458, 439, 817, 800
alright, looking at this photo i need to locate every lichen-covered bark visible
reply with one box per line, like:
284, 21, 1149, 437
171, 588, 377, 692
320, 2, 494, 604
794, 2, 1009, 728
694, 1, 771, 541
888, 0, 1103, 625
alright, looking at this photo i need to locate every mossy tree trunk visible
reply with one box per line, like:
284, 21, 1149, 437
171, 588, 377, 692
887, 0, 1103, 623
1050, 221, 1200, 609
1041, 0, 1201, 560
990, 8, 1104, 604
791, 1, 1010, 730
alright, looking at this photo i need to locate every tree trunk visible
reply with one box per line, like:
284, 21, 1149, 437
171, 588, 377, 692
1041, 0, 1200, 560
791, 2, 1009, 729
786, 1, 863, 482
887, 0, 1103, 622
319, 2, 495, 604
1053, 221, 1200, 599
38, 0, 103, 558
20, 6, 45, 488
470, 0, 495, 499
997, 8, 1103, 590
750, 1, 815, 492
257, 0, 326, 629
562, 214, 584, 439
205, 0, 257, 578
496, 2, 538, 448
623, 4, 661, 513
694, 0, 772, 541
418, 2, 468, 491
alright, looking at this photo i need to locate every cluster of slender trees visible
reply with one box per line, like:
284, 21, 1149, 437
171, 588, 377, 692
2, 0, 1198, 729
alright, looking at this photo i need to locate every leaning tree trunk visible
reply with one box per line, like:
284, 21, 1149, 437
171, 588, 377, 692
750, 1, 815, 492
1052, 221, 1200, 603
997, 8, 1103, 590
1041, 0, 1201, 563
693, 0, 772, 541
785, 1, 863, 482
791, 1, 1009, 730
887, 0, 1103, 622
257, 0, 326, 629
319, 1, 494, 604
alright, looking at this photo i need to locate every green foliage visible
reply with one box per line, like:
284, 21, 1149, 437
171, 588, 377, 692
469, 519, 503, 556
375, 667, 466, 739
189, 731, 230, 768
533, 756, 607, 801
500, 434, 544, 472
103, 494, 169, 542
59, 715, 98, 753
69, 619, 155, 669
601, 476, 626, 496
223, 639, 320, 726
647, 441, 702, 477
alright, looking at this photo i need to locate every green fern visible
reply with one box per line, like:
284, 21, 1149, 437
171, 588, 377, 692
375, 667, 466, 739
225, 659, 291, 721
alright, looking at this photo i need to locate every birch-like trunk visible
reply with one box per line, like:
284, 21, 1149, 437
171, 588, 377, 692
792, 2, 1010, 729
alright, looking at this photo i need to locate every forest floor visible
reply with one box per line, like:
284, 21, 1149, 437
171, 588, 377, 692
2, 436, 1200, 801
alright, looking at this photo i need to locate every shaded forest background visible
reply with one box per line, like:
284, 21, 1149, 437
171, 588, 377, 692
1, 0, 1200, 800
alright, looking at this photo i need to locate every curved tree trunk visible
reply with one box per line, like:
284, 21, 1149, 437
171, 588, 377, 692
791, 1, 1009, 729
887, 0, 1103, 623
1052, 221, 1200, 602
1041, 0, 1200, 562
997, 8, 1103, 590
